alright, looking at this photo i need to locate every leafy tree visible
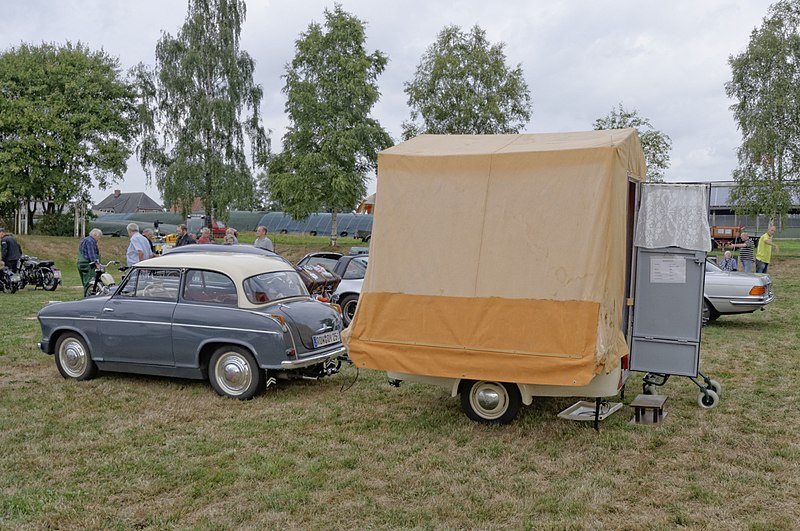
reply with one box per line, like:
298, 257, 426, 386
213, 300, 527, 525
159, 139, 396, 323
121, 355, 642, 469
402, 25, 532, 139
0, 42, 137, 229
268, 5, 392, 245
593, 103, 672, 182
725, 0, 800, 221
135, 0, 269, 221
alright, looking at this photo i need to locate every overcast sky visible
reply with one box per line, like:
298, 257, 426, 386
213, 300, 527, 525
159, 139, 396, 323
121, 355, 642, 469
1, 0, 776, 205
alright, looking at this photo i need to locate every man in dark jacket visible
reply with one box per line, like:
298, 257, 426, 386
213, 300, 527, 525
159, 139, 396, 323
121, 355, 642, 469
0, 227, 22, 273
174, 224, 196, 247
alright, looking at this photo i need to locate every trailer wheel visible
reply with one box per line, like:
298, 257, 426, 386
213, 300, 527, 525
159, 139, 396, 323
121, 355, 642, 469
707, 379, 722, 397
697, 389, 720, 409
460, 380, 521, 425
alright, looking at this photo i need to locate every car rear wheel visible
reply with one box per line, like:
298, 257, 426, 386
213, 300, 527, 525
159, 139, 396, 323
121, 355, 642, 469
55, 333, 97, 380
339, 294, 359, 327
209, 346, 264, 400
460, 380, 522, 425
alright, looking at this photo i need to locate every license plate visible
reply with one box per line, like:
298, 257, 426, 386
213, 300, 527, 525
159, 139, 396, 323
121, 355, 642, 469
53, 269, 62, 279
312, 330, 340, 348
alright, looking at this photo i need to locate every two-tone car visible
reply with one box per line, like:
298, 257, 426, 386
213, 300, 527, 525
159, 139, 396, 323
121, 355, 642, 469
703, 258, 774, 323
37, 252, 346, 399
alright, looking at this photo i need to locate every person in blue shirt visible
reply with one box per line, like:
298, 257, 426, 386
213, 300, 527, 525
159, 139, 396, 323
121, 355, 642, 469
719, 250, 738, 272
77, 229, 103, 293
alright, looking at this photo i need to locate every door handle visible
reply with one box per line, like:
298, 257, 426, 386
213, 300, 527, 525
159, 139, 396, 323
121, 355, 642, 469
103, 308, 114, 313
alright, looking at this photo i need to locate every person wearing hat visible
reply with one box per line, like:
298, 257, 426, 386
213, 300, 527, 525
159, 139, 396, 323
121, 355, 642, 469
0, 227, 22, 273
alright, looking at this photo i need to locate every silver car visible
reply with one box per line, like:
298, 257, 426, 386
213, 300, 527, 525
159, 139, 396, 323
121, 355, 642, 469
37, 252, 346, 399
703, 259, 774, 323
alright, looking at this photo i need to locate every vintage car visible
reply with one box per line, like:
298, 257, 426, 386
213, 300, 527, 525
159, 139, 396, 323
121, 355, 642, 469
703, 258, 774, 323
297, 251, 368, 326
37, 252, 346, 399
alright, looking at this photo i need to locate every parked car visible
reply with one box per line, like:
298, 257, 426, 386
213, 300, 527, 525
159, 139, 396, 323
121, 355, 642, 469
37, 252, 346, 399
703, 258, 774, 324
297, 252, 368, 326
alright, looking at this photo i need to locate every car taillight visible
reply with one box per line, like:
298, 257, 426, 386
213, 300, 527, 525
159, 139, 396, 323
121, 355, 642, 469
749, 286, 766, 296
285, 348, 296, 358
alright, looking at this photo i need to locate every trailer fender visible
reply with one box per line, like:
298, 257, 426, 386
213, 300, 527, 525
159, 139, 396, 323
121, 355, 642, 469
452, 379, 532, 406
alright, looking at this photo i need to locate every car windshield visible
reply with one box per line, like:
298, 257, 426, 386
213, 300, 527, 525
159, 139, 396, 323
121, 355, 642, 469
243, 270, 308, 304
706, 259, 722, 273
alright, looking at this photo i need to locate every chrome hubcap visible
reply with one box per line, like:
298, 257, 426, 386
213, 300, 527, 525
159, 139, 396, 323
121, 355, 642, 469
470, 382, 508, 420
215, 353, 252, 395
60, 339, 87, 377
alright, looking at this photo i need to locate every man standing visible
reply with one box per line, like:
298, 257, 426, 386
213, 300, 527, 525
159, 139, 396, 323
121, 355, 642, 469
253, 225, 274, 252
174, 224, 196, 247
0, 227, 22, 273
755, 225, 779, 274
728, 231, 754, 273
126, 223, 153, 266
77, 229, 103, 293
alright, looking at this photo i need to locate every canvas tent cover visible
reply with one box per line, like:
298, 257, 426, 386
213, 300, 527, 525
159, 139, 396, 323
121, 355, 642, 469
346, 130, 647, 386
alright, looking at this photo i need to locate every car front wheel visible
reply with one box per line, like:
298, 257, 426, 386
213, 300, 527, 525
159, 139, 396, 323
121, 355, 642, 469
460, 380, 522, 425
55, 332, 97, 380
209, 346, 264, 400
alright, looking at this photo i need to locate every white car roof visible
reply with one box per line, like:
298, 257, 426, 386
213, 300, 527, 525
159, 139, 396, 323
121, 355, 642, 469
136, 252, 293, 285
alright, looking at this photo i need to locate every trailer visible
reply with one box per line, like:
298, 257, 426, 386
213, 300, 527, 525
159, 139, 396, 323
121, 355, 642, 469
344, 130, 715, 425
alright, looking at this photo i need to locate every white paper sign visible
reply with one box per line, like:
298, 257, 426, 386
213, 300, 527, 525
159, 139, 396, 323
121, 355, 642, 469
650, 256, 686, 284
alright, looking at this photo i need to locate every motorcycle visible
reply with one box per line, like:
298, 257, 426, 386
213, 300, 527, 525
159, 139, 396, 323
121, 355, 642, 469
84, 260, 120, 297
19, 255, 61, 291
0, 266, 22, 294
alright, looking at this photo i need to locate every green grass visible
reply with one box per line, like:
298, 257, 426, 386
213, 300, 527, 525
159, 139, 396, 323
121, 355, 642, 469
1, 236, 799, 529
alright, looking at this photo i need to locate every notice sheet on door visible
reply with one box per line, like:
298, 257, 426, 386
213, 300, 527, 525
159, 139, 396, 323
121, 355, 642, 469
650, 256, 686, 283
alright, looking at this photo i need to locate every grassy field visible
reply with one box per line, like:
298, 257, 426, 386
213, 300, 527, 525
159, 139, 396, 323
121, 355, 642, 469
1, 236, 799, 529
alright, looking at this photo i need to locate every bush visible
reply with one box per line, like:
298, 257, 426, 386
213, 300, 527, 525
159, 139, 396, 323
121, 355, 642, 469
36, 212, 79, 236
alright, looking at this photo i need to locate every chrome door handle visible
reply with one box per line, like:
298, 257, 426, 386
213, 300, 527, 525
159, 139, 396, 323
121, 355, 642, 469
103, 308, 114, 313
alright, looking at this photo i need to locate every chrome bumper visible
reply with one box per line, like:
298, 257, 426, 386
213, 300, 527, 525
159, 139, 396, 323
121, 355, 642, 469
729, 293, 775, 307
281, 345, 347, 369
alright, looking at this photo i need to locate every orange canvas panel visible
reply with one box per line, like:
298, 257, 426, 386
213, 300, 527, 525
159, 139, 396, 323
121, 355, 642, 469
348, 293, 602, 386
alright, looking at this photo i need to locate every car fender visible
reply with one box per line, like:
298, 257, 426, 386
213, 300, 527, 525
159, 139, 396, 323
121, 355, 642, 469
43, 326, 95, 357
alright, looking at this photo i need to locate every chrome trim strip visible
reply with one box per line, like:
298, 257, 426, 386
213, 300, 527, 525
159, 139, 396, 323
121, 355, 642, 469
173, 322, 283, 336
281, 345, 347, 368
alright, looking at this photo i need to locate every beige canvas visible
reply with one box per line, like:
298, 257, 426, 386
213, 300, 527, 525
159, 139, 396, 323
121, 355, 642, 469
347, 130, 646, 386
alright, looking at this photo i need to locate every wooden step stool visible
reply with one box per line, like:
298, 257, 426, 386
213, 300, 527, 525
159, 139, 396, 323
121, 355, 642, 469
630, 394, 668, 425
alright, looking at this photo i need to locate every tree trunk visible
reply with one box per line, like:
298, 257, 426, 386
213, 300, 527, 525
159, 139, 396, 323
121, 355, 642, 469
330, 210, 338, 247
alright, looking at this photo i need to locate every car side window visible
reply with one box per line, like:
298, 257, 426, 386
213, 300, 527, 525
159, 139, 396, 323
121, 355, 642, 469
135, 269, 180, 301
183, 270, 238, 306
343, 258, 368, 280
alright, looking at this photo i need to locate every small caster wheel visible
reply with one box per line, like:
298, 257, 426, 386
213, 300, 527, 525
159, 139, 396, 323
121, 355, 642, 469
707, 379, 722, 396
697, 389, 720, 409
643, 384, 658, 395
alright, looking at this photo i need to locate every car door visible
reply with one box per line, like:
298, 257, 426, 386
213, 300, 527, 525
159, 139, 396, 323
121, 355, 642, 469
171, 269, 241, 369
98, 268, 180, 366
